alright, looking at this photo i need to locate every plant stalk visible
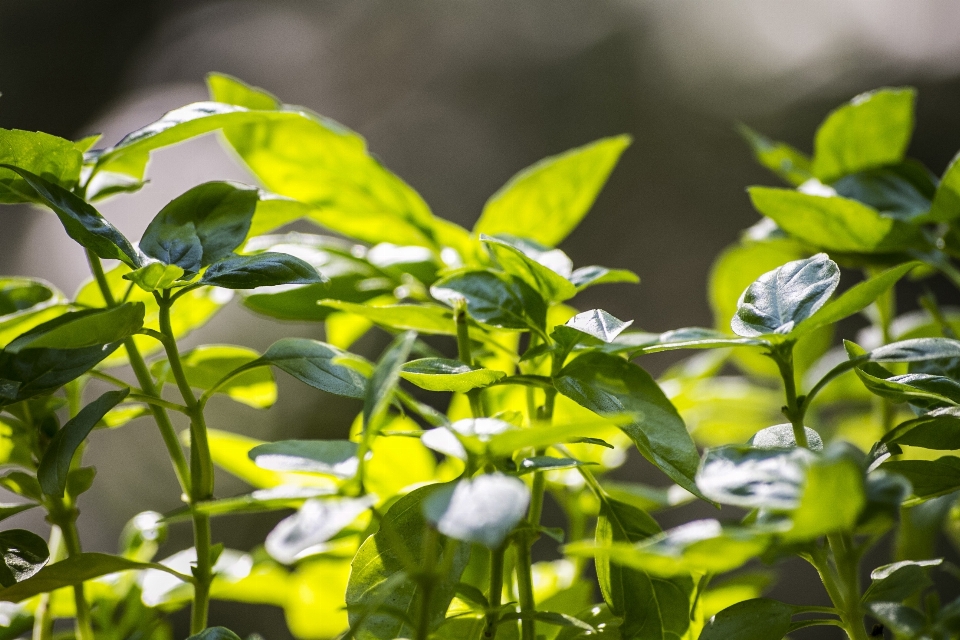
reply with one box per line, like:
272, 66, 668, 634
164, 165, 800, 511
59, 519, 95, 640
455, 302, 485, 417
31, 526, 63, 640
771, 343, 809, 448
484, 546, 505, 638
827, 534, 869, 640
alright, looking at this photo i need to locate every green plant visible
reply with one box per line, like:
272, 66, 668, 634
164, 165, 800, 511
0, 76, 958, 640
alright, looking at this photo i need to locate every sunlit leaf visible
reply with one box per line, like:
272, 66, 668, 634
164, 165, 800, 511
266, 495, 376, 564
400, 358, 505, 392
0, 129, 83, 203
422, 474, 529, 548
151, 345, 276, 409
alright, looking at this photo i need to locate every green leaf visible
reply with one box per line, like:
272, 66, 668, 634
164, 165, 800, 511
697, 446, 812, 510
140, 181, 259, 273
929, 151, 960, 222
422, 473, 530, 548
199, 252, 322, 289
594, 497, 693, 640
554, 352, 703, 498
831, 161, 935, 221
38, 389, 128, 497
266, 495, 376, 564
122, 261, 186, 292
553, 309, 633, 347
0, 343, 122, 404
784, 445, 866, 540
865, 338, 960, 363
517, 456, 592, 475
187, 628, 243, 640
625, 328, 764, 355
5, 303, 145, 352
0, 530, 49, 588
0, 552, 187, 602
400, 358, 504, 392
862, 559, 942, 604
481, 235, 576, 302
852, 369, 960, 409
747, 187, 924, 254
0, 277, 68, 348
474, 136, 631, 247
346, 484, 470, 640
0, 129, 82, 203
569, 266, 639, 291
320, 301, 457, 335
749, 424, 824, 451
865, 602, 927, 637
731, 253, 839, 337
0, 165, 141, 267
699, 598, 795, 640
249, 440, 358, 478
257, 338, 368, 399
812, 87, 915, 182
364, 331, 416, 429
432, 270, 547, 334
151, 345, 276, 409
555, 605, 622, 640
738, 124, 813, 187
188, 485, 335, 518
880, 456, 960, 502
882, 407, 960, 451
0, 503, 38, 524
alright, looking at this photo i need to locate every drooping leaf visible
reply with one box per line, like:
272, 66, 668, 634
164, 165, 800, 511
199, 252, 322, 289
266, 495, 376, 564
422, 474, 529, 548
0, 343, 121, 404
150, 345, 276, 409
730, 253, 839, 337
811, 87, 915, 182
257, 338, 368, 399
0, 530, 49, 588
699, 598, 796, 640
249, 440, 358, 478
5, 303, 144, 352
0, 165, 141, 267
862, 559, 942, 604
38, 389, 129, 497
140, 181, 259, 273
431, 270, 547, 334
400, 358, 504, 393
554, 352, 703, 498
473, 136, 631, 247
481, 235, 576, 302
738, 124, 813, 187
363, 331, 416, 429
0, 129, 83, 203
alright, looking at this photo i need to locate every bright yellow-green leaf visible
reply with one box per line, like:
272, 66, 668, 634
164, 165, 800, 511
0, 129, 83, 203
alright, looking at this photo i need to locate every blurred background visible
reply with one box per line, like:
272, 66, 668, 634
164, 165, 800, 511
4, 0, 960, 637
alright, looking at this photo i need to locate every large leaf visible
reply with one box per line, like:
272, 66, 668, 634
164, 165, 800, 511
0, 530, 49, 588
0, 129, 82, 203
554, 352, 702, 498
730, 253, 839, 337
266, 495, 376, 564
747, 187, 923, 254
140, 181, 259, 273
249, 440, 358, 478
812, 87, 915, 182
595, 497, 693, 640
38, 389, 129, 497
400, 358, 504, 393
699, 598, 795, 640
481, 235, 576, 302
257, 338, 368, 399
0, 343, 121, 404
0, 165, 141, 267
151, 345, 276, 409
199, 252, 322, 289
5, 303, 144, 352
431, 270, 547, 333
422, 474, 530, 548
345, 484, 470, 640
473, 136, 631, 247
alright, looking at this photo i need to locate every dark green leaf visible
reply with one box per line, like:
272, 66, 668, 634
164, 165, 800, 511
199, 252, 322, 289
422, 474, 530, 548
0, 277, 67, 348
473, 136, 631, 247
0, 343, 122, 404
0, 503, 38, 524
481, 235, 576, 302
6, 303, 144, 352
431, 270, 547, 334
699, 598, 795, 640
249, 440, 358, 478
866, 602, 927, 637
831, 161, 935, 221
880, 456, 960, 502
731, 253, 839, 337
0, 129, 82, 203
186, 628, 243, 640
257, 338, 368, 398
862, 559, 942, 604
266, 495, 376, 564
0, 530, 49, 588
554, 352, 703, 498
400, 358, 504, 393
882, 407, 960, 451
812, 87, 915, 182
364, 331, 416, 429
140, 181, 259, 273
38, 389, 128, 497
866, 338, 960, 363
0, 165, 141, 267
738, 124, 813, 187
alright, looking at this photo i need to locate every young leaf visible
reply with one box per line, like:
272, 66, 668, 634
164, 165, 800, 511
0, 165, 141, 267
0, 343, 122, 404
738, 124, 813, 187
699, 598, 796, 640
123, 261, 186, 292
517, 456, 592, 474
151, 345, 276, 409
431, 270, 547, 334
812, 87, 915, 182
38, 389, 129, 497
257, 338, 368, 399
345, 484, 470, 640
0, 530, 49, 587
399, 358, 504, 393
364, 331, 416, 429
249, 440, 359, 478
186, 628, 242, 640
748, 187, 924, 254
750, 423, 824, 451
481, 235, 577, 302
473, 136, 631, 247
266, 495, 376, 564
731, 253, 840, 337
0, 129, 83, 203
554, 352, 703, 498
5, 303, 145, 352
140, 182, 259, 274
319, 301, 458, 335
199, 252, 322, 289
553, 309, 633, 346
422, 474, 530, 548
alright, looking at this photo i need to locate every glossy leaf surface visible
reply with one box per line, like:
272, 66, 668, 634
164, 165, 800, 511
431, 270, 547, 333
257, 338, 367, 399
199, 252, 322, 289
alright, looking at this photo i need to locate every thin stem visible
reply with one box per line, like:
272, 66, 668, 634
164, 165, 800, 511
127, 393, 191, 414
190, 513, 213, 634
58, 519, 95, 640
87, 369, 138, 391
484, 546, 505, 639
455, 301, 485, 418
31, 526, 62, 640
770, 343, 809, 448
415, 527, 439, 640
514, 542, 536, 640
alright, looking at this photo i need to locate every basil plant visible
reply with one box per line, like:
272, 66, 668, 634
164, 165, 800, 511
0, 75, 958, 640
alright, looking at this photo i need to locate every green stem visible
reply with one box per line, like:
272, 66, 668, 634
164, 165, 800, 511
191, 513, 213, 634
829, 534, 869, 640
455, 302, 485, 418
514, 542, 536, 640
770, 343, 809, 449
415, 527, 439, 640
484, 546, 505, 639
59, 519, 95, 640
31, 526, 62, 640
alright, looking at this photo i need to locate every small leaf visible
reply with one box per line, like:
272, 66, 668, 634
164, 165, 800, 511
266, 495, 376, 564
0, 129, 82, 203
553, 309, 633, 346
249, 440, 358, 478
400, 358, 504, 393
749, 424, 824, 451
0, 165, 141, 267
699, 598, 795, 640
569, 265, 639, 290
187, 628, 243, 640
862, 559, 942, 604
738, 124, 813, 186
422, 474, 530, 548
257, 338, 368, 399
474, 136, 631, 247
199, 252, 322, 289
432, 270, 547, 334
6, 303, 145, 352
481, 235, 576, 302
0, 530, 49, 587
517, 456, 592, 474
38, 389, 129, 497
363, 331, 416, 429
731, 253, 840, 337
151, 345, 276, 409
122, 261, 186, 292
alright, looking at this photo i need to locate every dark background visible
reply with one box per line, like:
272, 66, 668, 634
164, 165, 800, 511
3, 1, 960, 637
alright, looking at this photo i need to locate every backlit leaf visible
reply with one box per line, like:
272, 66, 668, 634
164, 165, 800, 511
0, 129, 82, 203
150, 345, 276, 409
400, 358, 505, 392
